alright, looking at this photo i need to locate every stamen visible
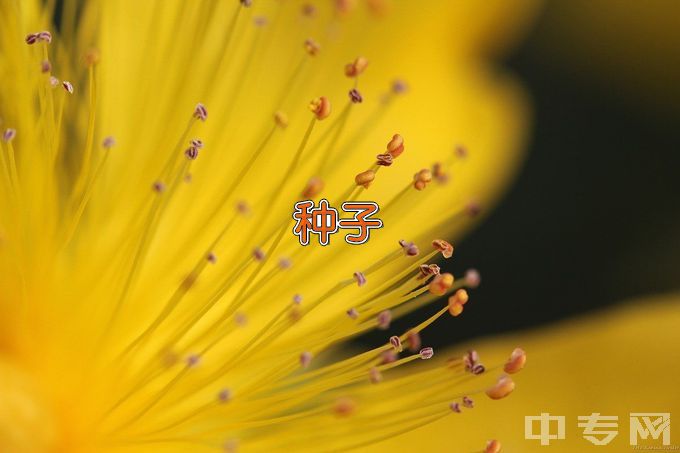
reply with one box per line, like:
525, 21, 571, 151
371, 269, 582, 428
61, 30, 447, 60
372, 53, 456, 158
369, 367, 382, 384
62, 81, 74, 94
300, 351, 313, 368
432, 162, 448, 183
376, 153, 393, 166
418, 263, 440, 280
413, 168, 433, 191
485, 375, 515, 400
485, 440, 502, 453
389, 335, 402, 352
503, 348, 526, 374
354, 170, 375, 189
353, 271, 367, 287
102, 136, 116, 149
301, 176, 324, 198
292, 294, 303, 305
274, 111, 289, 128
419, 347, 434, 359
391, 79, 409, 94
432, 239, 454, 258
333, 397, 356, 417
348, 88, 363, 103
346, 308, 359, 320
466, 200, 481, 217
303, 38, 321, 57
464, 268, 481, 288
428, 273, 453, 295
253, 247, 266, 261
207, 252, 217, 264
49, 76, 59, 88
386, 134, 405, 158
41, 60, 51, 73
398, 239, 419, 256
449, 402, 461, 413
462, 396, 474, 408
186, 354, 201, 368
193, 103, 208, 122
377, 310, 391, 329
2, 129, 16, 143
455, 144, 468, 158
448, 289, 469, 317
152, 181, 166, 193
406, 331, 421, 352
309, 96, 331, 120
217, 388, 232, 403
344, 56, 369, 78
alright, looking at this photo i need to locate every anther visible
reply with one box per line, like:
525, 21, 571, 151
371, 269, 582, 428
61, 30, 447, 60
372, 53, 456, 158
419, 347, 434, 360
240, 0, 252, 7
25, 33, 38, 45
464, 268, 481, 288
274, 111, 289, 128
207, 252, 217, 264
186, 354, 201, 368
462, 396, 474, 408
292, 294, 303, 305
463, 350, 479, 371
448, 289, 469, 316
466, 200, 481, 217
333, 397, 356, 417
455, 144, 468, 159
304, 38, 321, 56
278, 257, 292, 269
300, 351, 313, 368
485, 440, 502, 453
354, 170, 375, 189
181, 272, 198, 290
236, 200, 251, 216
377, 310, 391, 330
353, 271, 366, 287
49, 76, 59, 88
185, 147, 199, 160
376, 153, 393, 166
190, 139, 204, 149
102, 136, 116, 149
252, 247, 266, 261
309, 96, 331, 120
450, 402, 462, 413
302, 4, 317, 17
38, 31, 52, 43
62, 81, 74, 94
386, 134, 404, 158
346, 308, 359, 320
253, 16, 268, 27
428, 273, 453, 295
391, 79, 408, 94
389, 335, 402, 352
485, 375, 515, 400
471, 363, 486, 375
344, 56, 369, 78
503, 348, 526, 374
85, 48, 100, 66
432, 162, 449, 184
398, 239, 419, 256
234, 312, 248, 326
302, 176, 324, 198
348, 88, 363, 103
381, 350, 397, 364
2, 128, 16, 143
432, 239, 453, 259
413, 169, 432, 191
369, 367, 382, 384
406, 331, 420, 352
418, 263, 440, 280
41, 60, 51, 73
152, 181, 166, 193
193, 103, 208, 122
217, 388, 232, 403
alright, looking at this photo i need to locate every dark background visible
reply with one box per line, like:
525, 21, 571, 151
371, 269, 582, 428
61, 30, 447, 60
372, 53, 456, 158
364, 4, 680, 348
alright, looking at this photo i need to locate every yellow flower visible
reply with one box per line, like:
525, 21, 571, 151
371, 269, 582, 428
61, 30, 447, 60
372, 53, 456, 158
379, 293, 680, 452
0, 1, 537, 451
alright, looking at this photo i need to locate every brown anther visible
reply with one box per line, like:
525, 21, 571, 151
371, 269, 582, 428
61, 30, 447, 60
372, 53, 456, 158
406, 330, 421, 352
432, 239, 454, 259
419, 347, 434, 360
102, 136, 116, 149
240, 0, 252, 7
485, 439, 502, 453
278, 257, 292, 269
37, 31, 52, 43
206, 252, 217, 264
186, 354, 201, 367
353, 271, 366, 287
471, 363, 486, 375
377, 310, 391, 330
302, 176, 324, 198
41, 60, 51, 73
376, 153, 393, 166
301, 3, 317, 17
504, 348, 527, 374
389, 335, 402, 352
303, 38, 320, 56
25, 33, 38, 45
49, 76, 59, 88
485, 375, 515, 400
252, 247, 266, 261
369, 367, 382, 384
428, 273, 454, 296
398, 239, 419, 256
348, 88, 363, 103
455, 144, 468, 159
62, 81, 74, 94
450, 402, 462, 413
432, 162, 449, 184
463, 350, 479, 371
413, 169, 433, 191
289, 304, 302, 322
448, 289, 469, 316
292, 294, 303, 305
273, 111, 288, 128
193, 103, 208, 121
380, 350, 397, 364
253, 16, 268, 27
85, 48, 100, 66
354, 170, 375, 188
152, 181, 166, 193
181, 272, 198, 290
300, 351, 313, 368
462, 396, 474, 408
2, 129, 16, 143
466, 200, 481, 217
309, 96, 331, 120
344, 56, 369, 78
391, 79, 408, 94
236, 200, 251, 216
190, 139, 204, 149
465, 268, 481, 288
418, 263, 440, 280
346, 308, 359, 320
386, 134, 404, 158
185, 147, 199, 160
234, 312, 248, 326
217, 388, 232, 403
333, 397, 356, 417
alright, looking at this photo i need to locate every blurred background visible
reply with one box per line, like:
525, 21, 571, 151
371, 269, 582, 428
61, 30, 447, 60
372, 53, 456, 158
365, 0, 680, 348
